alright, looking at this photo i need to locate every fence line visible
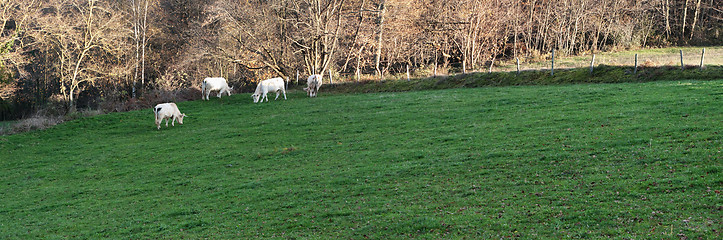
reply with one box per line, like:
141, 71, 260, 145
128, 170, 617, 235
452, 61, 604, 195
313, 48, 719, 84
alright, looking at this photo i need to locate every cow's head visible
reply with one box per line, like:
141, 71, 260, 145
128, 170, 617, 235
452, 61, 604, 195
225, 86, 234, 96
252, 93, 260, 103
178, 113, 187, 124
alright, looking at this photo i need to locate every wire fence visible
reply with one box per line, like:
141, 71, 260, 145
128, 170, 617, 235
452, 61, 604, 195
320, 47, 722, 84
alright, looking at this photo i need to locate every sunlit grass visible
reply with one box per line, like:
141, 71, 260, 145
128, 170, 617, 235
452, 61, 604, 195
1, 80, 721, 238
482, 46, 721, 73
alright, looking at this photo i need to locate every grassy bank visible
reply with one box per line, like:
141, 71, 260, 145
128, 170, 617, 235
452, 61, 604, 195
496, 46, 723, 71
325, 65, 723, 94
1, 79, 721, 238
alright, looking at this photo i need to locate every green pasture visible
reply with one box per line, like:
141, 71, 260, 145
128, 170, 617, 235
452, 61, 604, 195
1, 80, 721, 238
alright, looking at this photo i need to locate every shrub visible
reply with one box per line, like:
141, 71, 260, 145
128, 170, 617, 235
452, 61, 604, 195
0, 122, 13, 135
11, 115, 63, 134
64, 108, 104, 121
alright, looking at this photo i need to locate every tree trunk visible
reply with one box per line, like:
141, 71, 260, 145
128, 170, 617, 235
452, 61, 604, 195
664, 0, 671, 39
130, 0, 149, 98
131, 0, 139, 98
140, 0, 148, 94
356, 46, 364, 82
320, 0, 345, 78
374, 0, 386, 78
682, 0, 688, 37
341, 0, 366, 72
689, 0, 702, 39
434, 47, 438, 77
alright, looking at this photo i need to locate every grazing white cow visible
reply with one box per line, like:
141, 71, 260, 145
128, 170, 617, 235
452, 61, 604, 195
202, 77, 233, 100
303, 74, 323, 97
252, 77, 287, 103
153, 103, 186, 130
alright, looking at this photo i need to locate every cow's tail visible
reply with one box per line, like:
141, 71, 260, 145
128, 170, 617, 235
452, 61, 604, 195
154, 106, 161, 121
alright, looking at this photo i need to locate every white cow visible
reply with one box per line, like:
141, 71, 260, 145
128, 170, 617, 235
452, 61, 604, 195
303, 74, 323, 97
202, 77, 233, 100
153, 103, 187, 130
252, 77, 287, 103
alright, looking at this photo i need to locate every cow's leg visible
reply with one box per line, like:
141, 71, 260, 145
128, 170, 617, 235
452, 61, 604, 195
204, 89, 210, 100
274, 91, 280, 100
171, 116, 176, 126
165, 118, 169, 127
282, 88, 287, 99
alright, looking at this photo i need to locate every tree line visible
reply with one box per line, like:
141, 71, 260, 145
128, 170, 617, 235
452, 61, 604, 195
0, 0, 720, 119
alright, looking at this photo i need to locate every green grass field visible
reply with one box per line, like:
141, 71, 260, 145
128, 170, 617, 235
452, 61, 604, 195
1, 80, 721, 238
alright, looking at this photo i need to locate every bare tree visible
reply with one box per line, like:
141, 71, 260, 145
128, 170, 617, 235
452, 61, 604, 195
1, 0, 720, 119
203, 0, 296, 82
689, 0, 702, 38
130, 0, 150, 98
286, 0, 347, 81
373, 0, 385, 78
205, 0, 348, 84
34, 0, 127, 108
664, 0, 671, 39
340, 0, 367, 73
0, 0, 39, 86
682, 0, 689, 37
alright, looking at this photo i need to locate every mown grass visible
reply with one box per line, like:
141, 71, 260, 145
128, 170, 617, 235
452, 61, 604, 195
1, 80, 721, 238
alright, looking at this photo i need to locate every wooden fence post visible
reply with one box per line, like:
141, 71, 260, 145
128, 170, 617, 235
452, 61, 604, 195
590, 54, 595, 75
462, 60, 466, 74
406, 64, 410, 81
516, 58, 520, 76
551, 49, 555, 76
679, 49, 684, 71
355, 67, 360, 82
329, 67, 333, 84
296, 70, 299, 85
634, 54, 638, 74
434, 61, 438, 77
434, 49, 438, 77
700, 48, 705, 70
488, 59, 494, 73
